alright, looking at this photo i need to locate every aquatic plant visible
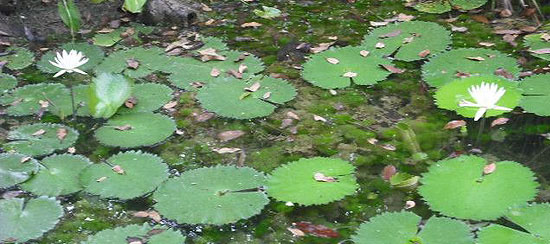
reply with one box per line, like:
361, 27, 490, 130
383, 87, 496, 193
0, 47, 35, 70
80, 151, 169, 200
435, 75, 521, 121
88, 73, 133, 119
0, 73, 17, 93
153, 166, 269, 225
37, 43, 104, 76
409, 0, 488, 13
524, 32, 550, 61
82, 223, 186, 244
0, 83, 73, 117
117, 83, 173, 114
352, 211, 474, 244
0, 153, 40, 189
95, 47, 170, 79
519, 74, 550, 116
57, 0, 80, 40
266, 157, 358, 206
3, 123, 79, 157
302, 46, 392, 89
422, 48, 520, 87
196, 76, 296, 119
92, 24, 153, 47
418, 155, 539, 220
361, 21, 451, 61
0, 196, 63, 243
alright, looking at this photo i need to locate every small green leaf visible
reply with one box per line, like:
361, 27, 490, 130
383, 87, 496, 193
123, 0, 148, 13
57, 0, 81, 34
253, 6, 282, 19
88, 73, 133, 119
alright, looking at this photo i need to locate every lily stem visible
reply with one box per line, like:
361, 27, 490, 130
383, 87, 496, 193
475, 117, 486, 146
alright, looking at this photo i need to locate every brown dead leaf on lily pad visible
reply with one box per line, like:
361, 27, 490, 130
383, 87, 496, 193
198, 48, 226, 62
467, 56, 485, 61
125, 97, 138, 108
483, 163, 496, 175
126, 59, 139, 69
32, 129, 46, 136
313, 172, 337, 182
342, 72, 357, 78
375, 42, 386, 49
418, 49, 430, 58
380, 64, 405, 74
359, 50, 369, 57
112, 165, 125, 174
310, 42, 334, 54
56, 128, 67, 140
379, 30, 402, 38
494, 68, 515, 79
326, 57, 340, 64
114, 124, 133, 131
245, 82, 261, 92
210, 68, 221, 77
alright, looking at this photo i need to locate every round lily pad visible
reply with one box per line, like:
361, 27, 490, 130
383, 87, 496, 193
37, 42, 105, 74
117, 83, 173, 114
434, 75, 521, 120
197, 76, 296, 119
3, 123, 79, 157
21, 154, 92, 196
411, 0, 488, 13
80, 151, 169, 200
519, 74, 550, 116
167, 50, 265, 91
360, 21, 451, 61
0, 73, 17, 93
524, 32, 550, 61
422, 48, 521, 87
0, 83, 73, 117
153, 165, 269, 225
0, 47, 34, 70
83, 223, 186, 244
0, 196, 63, 243
94, 47, 172, 79
352, 211, 474, 244
302, 46, 392, 89
418, 155, 539, 220
94, 112, 176, 148
0, 153, 40, 189
266, 157, 358, 206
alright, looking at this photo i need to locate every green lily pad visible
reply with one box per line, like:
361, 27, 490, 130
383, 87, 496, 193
94, 112, 176, 148
434, 75, 521, 120
94, 47, 171, 79
352, 212, 474, 244
360, 21, 451, 61
478, 203, 550, 244
92, 24, 154, 47
0, 197, 63, 243
197, 36, 229, 53
21, 154, 92, 196
167, 51, 265, 91
196, 76, 296, 119
519, 74, 550, 116
83, 223, 186, 244
0, 47, 34, 70
37, 42, 105, 74
117, 83, 173, 114
88, 73, 133, 119
0, 153, 40, 189
153, 165, 269, 225
418, 155, 539, 220
0, 73, 17, 93
3, 123, 79, 157
422, 48, 520, 87
524, 32, 550, 61
80, 151, 169, 200
411, 0, 488, 13
266, 157, 358, 206
0, 83, 73, 117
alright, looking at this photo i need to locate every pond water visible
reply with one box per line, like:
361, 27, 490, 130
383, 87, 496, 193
1, 0, 550, 243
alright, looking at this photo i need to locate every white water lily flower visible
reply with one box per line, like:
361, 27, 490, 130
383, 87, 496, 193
458, 82, 512, 121
49, 49, 89, 78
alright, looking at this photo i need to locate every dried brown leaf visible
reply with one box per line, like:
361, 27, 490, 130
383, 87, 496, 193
418, 49, 430, 58
359, 50, 370, 57
114, 124, 133, 131
491, 118, 510, 127
126, 59, 139, 69
444, 120, 466, 129
56, 128, 68, 140
483, 163, 496, 175
382, 165, 396, 180
380, 64, 405, 74
112, 165, 125, 174
313, 172, 337, 182
32, 129, 46, 136
326, 57, 340, 64
241, 22, 262, 28
163, 101, 178, 109
313, 114, 327, 122
245, 82, 261, 92
218, 130, 245, 142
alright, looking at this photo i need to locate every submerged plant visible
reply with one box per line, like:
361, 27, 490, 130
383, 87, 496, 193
83, 223, 185, 244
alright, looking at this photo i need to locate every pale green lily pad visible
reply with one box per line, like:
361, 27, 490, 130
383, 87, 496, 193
3, 123, 79, 157
82, 223, 186, 244
94, 112, 176, 148
0, 197, 63, 243
519, 74, 550, 116
524, 32, 550, 61
0, 73, 17, 93
94, 47, 171, 79
0, 83, 73, 117
411, 0, 488, 13
0, 47, 34, 70
88, 73, 133, 119
0, 153, 40, 189
253, 6, 282, 19
80, 151, 169, 200
153, 165, 269, 225
37, 42, 105, 74
21, 154, 92, 196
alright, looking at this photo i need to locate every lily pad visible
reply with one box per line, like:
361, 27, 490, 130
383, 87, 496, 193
197, 36, 229, 53
80, 151, 169, 200
0, 83, 73, 117
352, 211, 474, 244
422, 48, 520, 87
524, 32, 550, 61
303, 46, 392, 89
0, 73, 17, 93
360, 21, 451, 61
3, 123, 79, 157
434, 75, 521, 120
167, 50, 264, 91
418, 155, 539, 220
94, 112, 176, 148
196, 76, 296, 119
266, 157, 358, 206
0, 153, 40, 189
411, 0, 488, 13
0, 47, 34, 70
478, 203, 550, 244
117, 83, 173, 114
153, 165, 269, 225
88, 73, 133, 119
21, 154, 92, 196
37, 42, 105, 74
0, 197, 63, 243
83, 223, 186, 244
519, 74, 550, 116
92, 24, 154, 47
94, 47, 171, 79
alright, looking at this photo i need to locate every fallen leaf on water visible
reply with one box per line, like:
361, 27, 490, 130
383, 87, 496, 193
494, 68, 514, 79
381, 64, 405, 74
382, 165, 396, 180
379, 29, 402, 38
327, 36, 338, 40
450, 25, 468, 33
198, 48, 226, 62
444, 17, 458, 23
262, 92, 271, 99
96, 28, 114, 34
503, 34, 518, 46
287, 111, 300, 120
114, 124, 133, 131
313, 172, 337, 182
541, 33, 550, 42
499, 9, 512, 17
280, 118, 293, 129
396, 13, 415, 22
313, 114, 327, 122
294, 222, 340, 238
241, 22, 262, 28
38, 100, 49, 108
483, 163, 496, 175
238, 64, 248, 73
195, 112, 215, 122
163, 101, 178, 109
213, 147, 241, 154
56, 128, 67, 140
467, 56, 485, 61
201, 3, 212, 11
133, 210, 162, 223
444, 120, 466, 129
326, 57, 340, 64
359, 50, 370, 57
210, 68, 221, 77
520, 26, 537, 33
125, 97, 138, 108
96, 176, 107, 182
530, 48, 550, 54
491, 118, 510, 127
329, 90, 337, 95
380, 144, 396, 151
493, 29, 522, 35
204, 19, 216, 26
287, 227, 305, 237
478, 42, 495, 47
367, 138, 378, 145
218, 130, 245, 142
112, 165, 125, 174
32, 129, 46, 136
310, 42, 334, 53
375, 42, 385, 48
126, 59, 139, 69
245, 82, 261, 92
418, 49, 430, 58
405, 200, 416, 209
471, 15, 489, 24
342, 71, 357, 78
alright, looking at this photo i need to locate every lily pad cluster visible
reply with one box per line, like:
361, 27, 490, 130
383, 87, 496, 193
408, 0, 488, 13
